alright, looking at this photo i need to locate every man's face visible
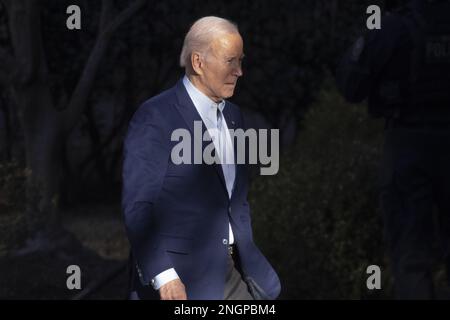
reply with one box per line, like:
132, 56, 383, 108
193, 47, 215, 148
196, 33, 244, 102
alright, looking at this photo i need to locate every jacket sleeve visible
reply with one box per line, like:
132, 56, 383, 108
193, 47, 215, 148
122, 103, 173, 286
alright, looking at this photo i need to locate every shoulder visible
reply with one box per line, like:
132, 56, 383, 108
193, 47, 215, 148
131, 85, 178, 125
225, 99, 244, 121
368, 10, 410, 42
362, 10, 412, 62
225, 100, 242, 115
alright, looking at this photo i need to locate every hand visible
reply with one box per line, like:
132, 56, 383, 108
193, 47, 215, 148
159, 278, 187, 300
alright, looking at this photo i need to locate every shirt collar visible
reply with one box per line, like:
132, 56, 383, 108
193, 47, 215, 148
183, 75, 226, 125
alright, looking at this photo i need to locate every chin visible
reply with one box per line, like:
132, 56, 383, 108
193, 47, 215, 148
222, 89, 235, 99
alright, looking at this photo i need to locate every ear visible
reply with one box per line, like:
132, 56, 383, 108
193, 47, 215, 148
191, 52, 204, 76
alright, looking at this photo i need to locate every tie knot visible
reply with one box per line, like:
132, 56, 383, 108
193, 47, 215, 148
207, 100, 225, 129
209, 103, 222, 128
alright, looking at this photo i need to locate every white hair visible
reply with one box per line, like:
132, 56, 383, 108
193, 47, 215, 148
179, 16, 239, 69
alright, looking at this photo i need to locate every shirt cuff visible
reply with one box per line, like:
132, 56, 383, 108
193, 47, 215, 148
229, 223, 235, 245
151, 268, 179, 290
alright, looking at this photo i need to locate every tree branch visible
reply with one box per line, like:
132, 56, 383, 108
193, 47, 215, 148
99, 0, 116, 33
7, 0, 44, 85
100, 0, 146, 38
63, 0, 147, 135
2, 0, 12, 12
0, 48, 17, 86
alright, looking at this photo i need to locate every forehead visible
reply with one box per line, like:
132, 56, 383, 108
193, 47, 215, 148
210, 33, 244, 57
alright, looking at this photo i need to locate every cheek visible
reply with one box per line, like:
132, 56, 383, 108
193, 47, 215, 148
223, 85, 235, 96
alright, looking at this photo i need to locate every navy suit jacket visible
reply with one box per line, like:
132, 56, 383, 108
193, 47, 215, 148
122, 79, 281, 300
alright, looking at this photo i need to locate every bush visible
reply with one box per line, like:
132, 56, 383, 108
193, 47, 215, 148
0, 161, 27, 256
248, 80, 392, 299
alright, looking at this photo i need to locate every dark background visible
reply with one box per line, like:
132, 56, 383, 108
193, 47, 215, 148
1, 0, 439, 299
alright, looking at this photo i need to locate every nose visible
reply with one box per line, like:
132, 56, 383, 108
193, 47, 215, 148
234, 64, 243, 77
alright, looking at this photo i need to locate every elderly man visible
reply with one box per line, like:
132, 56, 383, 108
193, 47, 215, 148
122, 16, 281, 300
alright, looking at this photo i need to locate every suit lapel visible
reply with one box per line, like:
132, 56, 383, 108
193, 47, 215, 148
174, 80, 203, 138
174, 80, 228, 194
222, 102, 242, 201
222, 102, 238, 163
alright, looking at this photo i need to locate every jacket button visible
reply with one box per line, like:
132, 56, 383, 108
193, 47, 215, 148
223, 239, 228, 245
